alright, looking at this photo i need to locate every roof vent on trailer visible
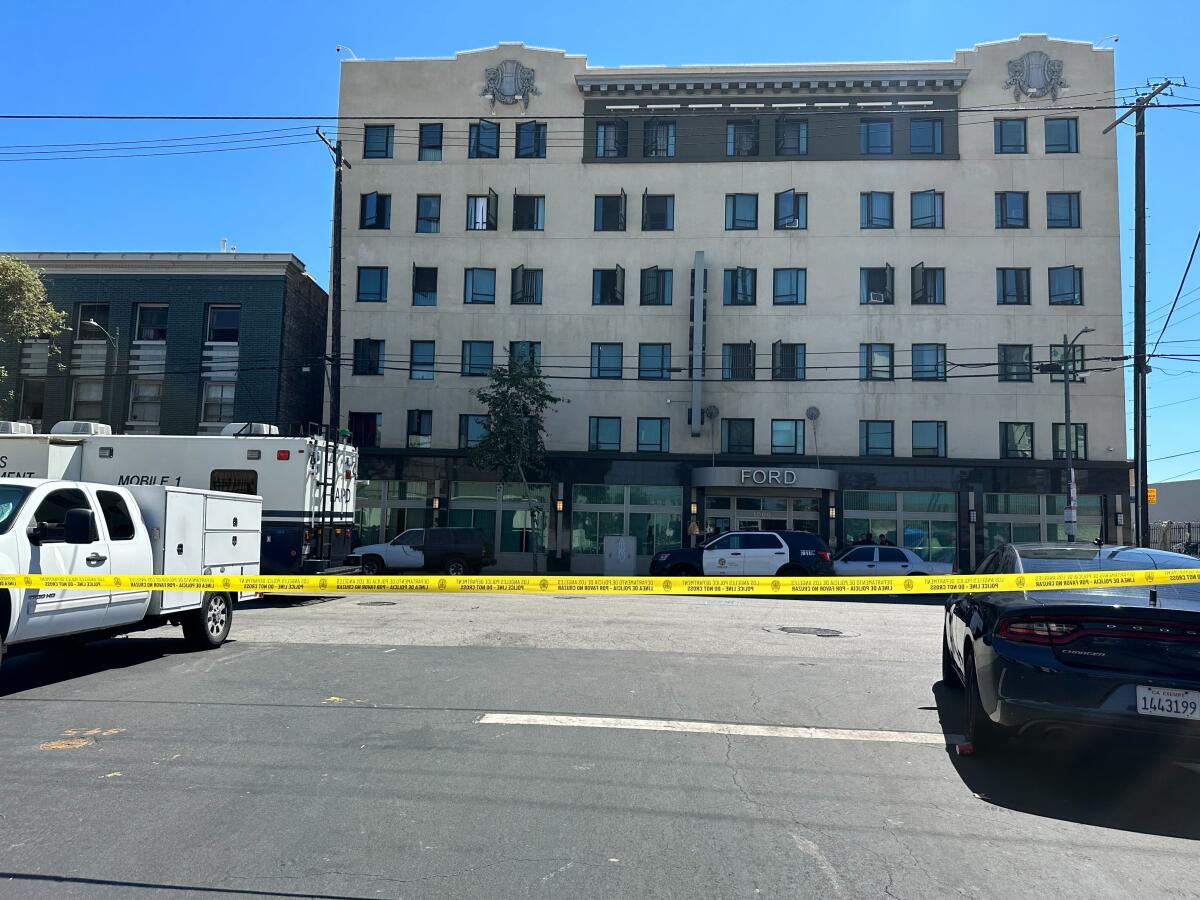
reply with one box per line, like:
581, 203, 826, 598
220, 422, 281, 436
0, 421, 34, 435
50, 421, 113, 435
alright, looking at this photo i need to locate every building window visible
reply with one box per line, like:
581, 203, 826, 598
1049, 344, 1086, 382
1047, 192, 1081, 228
772, 268, 806, 305
1000, 422, 1034, 459
594, 191, 627, 231
509, 341, 541, 368
135, 305, 168, 341
643, 119, 676, 158
410, 340, 435, 380
458, 414, 489, 449
363, 124, 394, 159
76, 303, 109, 338
721, 419, 755, 454
1045, 117, 1078, 153
19, 378, 44, 424
995, 192, 1029, 228
994, 119, 1027, 153
859, 343, 894, 381
418, 123, 442, 160
466, 190, 498, 231
464, 268, 496, 304
998, 344, 1033, 382
724, 193, 758, 230
912, 421, 947, 458
468, 119, 499, 159
860, 191, 893, 228
911, 343, 946, 381
353, 339, 384, 375
512, 194, 545, 231
774, 189, 807, 230
207, 305, 240, 342
722, 342, 756, 381
412, 266, 437, 306
771, 419, 804, 455
859, 420, 894, 456
910, 118, 943, 154
592, 266, 626, 305
357, 266, 388, 302
910, 265, 945, 305
860, 266, 894, 304
637, 417, 669, 453
775, 117, 808, 155
349, 412, 382, 448
638, 343, 671, 380
1053, 423, 1088, 460
515, 121, 547, 159
510, 267, 543, 305
461, 341, 494, 376
359, 192, 391, 229
201, 381, 235, 423
996, 268, 1031, 305
71, 378, 104, 421
641, 193, 674, 231
726, 119, 759, 157
127, 379, 162, 424
589, 416, 621, 451
595, 120, 628, 158
859, 120, 893, 154
723, 267, 756, 306
910, 190, 944, 228
771, 341, 805, 380
590, 343, 623, 379
639, 267, 672, 306
416, 194, 441, 233
406, 409, 432, 448
1049, 266, 1084, 305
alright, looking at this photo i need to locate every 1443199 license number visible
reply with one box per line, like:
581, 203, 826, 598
1136, 686, 1200, 721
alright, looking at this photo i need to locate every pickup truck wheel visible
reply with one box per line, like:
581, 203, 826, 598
443, 557, 469, 576
182, 592, 232, 650
361, 555, 387, 576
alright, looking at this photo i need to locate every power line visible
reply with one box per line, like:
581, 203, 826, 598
1150, 227, 1200, 355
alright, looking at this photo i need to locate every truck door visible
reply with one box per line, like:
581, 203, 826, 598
19, 487, 111, 640
94, 488, 152, 627
384, 529, 426, 570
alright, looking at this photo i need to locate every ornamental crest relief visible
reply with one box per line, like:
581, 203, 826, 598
481, 60, 540, 109
1004, 50, 1067, 101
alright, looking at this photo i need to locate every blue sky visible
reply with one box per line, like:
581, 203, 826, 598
1, 0, 1198, 479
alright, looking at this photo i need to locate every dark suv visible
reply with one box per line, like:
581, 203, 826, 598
649, 530, 834, 577
353, 527, 497, 575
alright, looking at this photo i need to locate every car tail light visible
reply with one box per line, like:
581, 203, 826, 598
997, 618, 1080, 645
277, 450, 290, 460
817, 550, 831, 561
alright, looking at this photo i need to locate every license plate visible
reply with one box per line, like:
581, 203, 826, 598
1136, 686, 1200, 721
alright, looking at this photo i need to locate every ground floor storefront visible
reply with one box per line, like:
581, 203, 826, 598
353, 451, 1133, 574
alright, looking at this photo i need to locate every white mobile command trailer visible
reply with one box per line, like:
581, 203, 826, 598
0, 479, 261, 672
0, 422, 357, 575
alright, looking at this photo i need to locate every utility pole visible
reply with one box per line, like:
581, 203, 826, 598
1039, 327, 1093, 542
1103, 80, 1171, 545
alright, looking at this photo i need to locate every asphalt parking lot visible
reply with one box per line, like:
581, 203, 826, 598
2, 591, 1198, 899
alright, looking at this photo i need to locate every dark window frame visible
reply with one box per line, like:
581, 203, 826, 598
1053, 423, 1088, 460
1000, 422, 1035, 459
363, 124, 394, 159
910, 264, 945, 305
859, 119, 893, 155
772, 268, 806, 306
206, 305, 241, 343
775, 117, 808, 156
589, 416, 621, 451
859, 343, 895, 381
636, 417, 669, 453
463, 267, 497, 305
721, 342, 756, 381
912, 420, 947, 458
590, 342, 623, 379
998, 344, 1034, 382
357, 266, 388, 303
770, 419, 804, 455
512, 193, 545, 231
352, 338, 384, 376
911, 343, 947, 381
1045, 117, 1079, 154
910, 118, 943, 154
458, 414, 490, 449
994, 118, 1028, 154
406, 409, 433, 449
774, 189, 807, 230
643, 119, 677, 158
461, 340, 494, 376
1047, 192, 1081, 229
637, 343, 671, 380
995, 191, 1029, 229
515, 120, 547, 159
724, 193, 758, 231
723, 267, 757, 306
594, 191, 627, 231
860, 265, 895, 305
641, 192, 675, 231
639, 267, 672, 306
996, 267, 1032, 305
418, 123, 442, 161
415, 194, 441, 233
509, 266, 543, 306
859, 420, 895, 457
910, 190, 944, 229
135, 304, 168, 341
595, 119, 629, 158
411, 266, 437, 306
359, 191, 391, 230
1048, 266, 1084, 305
592, 266, 626, 306
409, 340, 435, 380
721, 418, 755, 454
726, 119, 760, 157
468, 119, 500, 159
771, 340, 806, 380
860, 191, 894, 229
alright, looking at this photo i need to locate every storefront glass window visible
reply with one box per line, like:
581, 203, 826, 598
844, 517, 898, 545
1046, 494, 1102, 517
570, 510, 625, 554
451, 482, 498, 501
629, 486, 683, 507
902, 491, 955, 514
705, 496, 731, 511
843, 490, 898, 512
629, 511, 683, 555
984, 493, 1040, 516
573, 484, 625, 505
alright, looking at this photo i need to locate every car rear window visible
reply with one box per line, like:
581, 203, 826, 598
1019, 550, 1200, 604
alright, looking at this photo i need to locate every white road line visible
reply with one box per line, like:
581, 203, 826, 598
477, 713, 946, 745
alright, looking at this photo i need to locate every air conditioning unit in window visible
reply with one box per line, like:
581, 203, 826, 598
867, 291, 889, 304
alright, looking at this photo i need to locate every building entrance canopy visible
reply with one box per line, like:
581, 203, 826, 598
691, 466, 838, 491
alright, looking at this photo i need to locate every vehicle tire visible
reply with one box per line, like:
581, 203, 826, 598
775, 564, 811, 577
182, 592, 233, 650
964, 649, 1008, 754
668, 563, 699, 576
941, 623, 961, 687
443, 557, 469, 576
910, 571, 927, 577
361, 555, 387, 576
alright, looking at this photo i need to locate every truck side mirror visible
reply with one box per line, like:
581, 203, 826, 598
26, 522, 45, 546
63, 508, 97, 545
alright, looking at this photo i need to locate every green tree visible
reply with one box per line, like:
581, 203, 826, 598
0, 257, 66, 411
470, 357, 562, 555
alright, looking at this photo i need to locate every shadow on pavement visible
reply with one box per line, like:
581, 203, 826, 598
239, 594, 344, 610
931, 680, 1200, 840
0, 637, 190, 697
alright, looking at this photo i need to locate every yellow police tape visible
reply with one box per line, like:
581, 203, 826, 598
2, 569, 1200, 596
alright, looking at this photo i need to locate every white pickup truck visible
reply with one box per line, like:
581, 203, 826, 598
0, 478, 262, 671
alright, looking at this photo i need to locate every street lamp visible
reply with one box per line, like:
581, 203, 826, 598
83, 318, 120, 429
1038, 326, 1094, 542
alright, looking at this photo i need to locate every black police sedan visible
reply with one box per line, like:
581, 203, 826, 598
649, 530, 834, 577
943, 543, 1200, 755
